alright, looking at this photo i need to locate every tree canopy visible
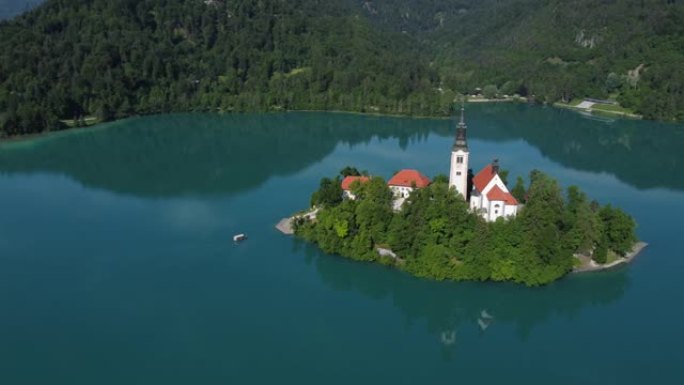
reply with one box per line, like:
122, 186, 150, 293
296, 168, 639, 286
2, 0, 683, 137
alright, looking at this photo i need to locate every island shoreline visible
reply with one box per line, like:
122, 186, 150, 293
277, 214, 647, 277
572, 241, 648, 273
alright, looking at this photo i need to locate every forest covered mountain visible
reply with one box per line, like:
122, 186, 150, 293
1, 0, 682, 136
363, 0, 684, 121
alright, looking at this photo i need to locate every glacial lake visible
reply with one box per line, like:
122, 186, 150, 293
1, 104, 683, 384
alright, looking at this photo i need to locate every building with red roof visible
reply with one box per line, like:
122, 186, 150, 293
469, 160, 519, 221
472, 163, 497, 193
340, 176, 370, 200
446, 106, 519, 221
387, 169, 431, 198
487, 185, 518, 205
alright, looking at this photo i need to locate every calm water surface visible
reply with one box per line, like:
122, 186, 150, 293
1, 105, 683, 384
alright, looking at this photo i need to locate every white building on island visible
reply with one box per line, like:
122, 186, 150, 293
341, 175, 370, 200
448, 107, 470, 199
448, 106, 519, 221
469, 160, 519, 221
387, 169, 431, 198
338, 106, 518, 221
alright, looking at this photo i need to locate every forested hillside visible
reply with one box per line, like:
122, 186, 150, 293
362, 0, 684, 121
1, 0, 683, 136
0, 0, 446, 136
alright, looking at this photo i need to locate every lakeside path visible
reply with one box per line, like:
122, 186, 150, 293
573, 242, 648, 273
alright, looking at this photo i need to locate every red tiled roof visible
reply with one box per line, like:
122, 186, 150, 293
387, 169, 431, 188
341, 176, 370, 190
472, 164, 497, 192
487, 185, 518, 205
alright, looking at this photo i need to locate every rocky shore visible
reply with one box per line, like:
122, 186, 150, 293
573, 242, 648, 273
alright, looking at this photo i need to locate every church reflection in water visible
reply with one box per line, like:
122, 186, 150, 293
1, 105, 683, 198
297, 239, 629, 354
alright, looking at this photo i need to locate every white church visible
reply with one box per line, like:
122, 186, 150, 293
449, 107, 519, 222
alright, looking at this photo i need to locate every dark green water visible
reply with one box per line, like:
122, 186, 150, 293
1, 105, 683, 384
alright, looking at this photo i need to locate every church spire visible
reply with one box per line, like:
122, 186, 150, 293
453, 102, 468, 151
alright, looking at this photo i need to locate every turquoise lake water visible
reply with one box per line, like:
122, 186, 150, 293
1, 105, 683, 384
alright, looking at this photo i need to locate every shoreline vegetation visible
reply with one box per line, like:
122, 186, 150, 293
2, 0, 683, 139
572, 241, 647, 273
284, 167, 641, 287
0, 97, 631, 144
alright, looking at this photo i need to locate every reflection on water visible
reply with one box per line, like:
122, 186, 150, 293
1, 107, 683, 196
299, 240, 629, 354
462, 104, 684, 191
0, 107, 681, 383
0, 113, 438, 197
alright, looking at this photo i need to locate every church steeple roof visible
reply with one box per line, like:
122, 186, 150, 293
453, 103, 468, 151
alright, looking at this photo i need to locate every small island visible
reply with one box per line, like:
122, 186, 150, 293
284, 108, 642, 286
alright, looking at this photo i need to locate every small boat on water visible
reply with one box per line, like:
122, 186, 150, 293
233, 233, 247, 242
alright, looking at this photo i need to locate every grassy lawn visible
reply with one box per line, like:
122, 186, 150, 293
554, 98, 641, 118
591, 103, 633, 114
553, 99, 583, 108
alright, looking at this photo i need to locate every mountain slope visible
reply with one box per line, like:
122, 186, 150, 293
1, 0, 683, 136
360, 0, 684, 120
0, 0, 447, 136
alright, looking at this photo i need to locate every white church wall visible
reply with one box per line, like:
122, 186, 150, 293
469, 194, 481, 211
488, 200, 505, 221
449, 149, 469, 200
390, 185, 413, 198
343, 190, 357, 200
504, 204, 517, 217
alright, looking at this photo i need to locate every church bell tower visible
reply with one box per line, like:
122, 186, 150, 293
449, 105, 469, 200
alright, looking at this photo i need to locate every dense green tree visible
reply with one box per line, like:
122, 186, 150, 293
482, 85, 498, 99
511, 176, 526, 203
563, 186, 601, 255
599, 205, 637, 256
340, 166, 361, 177
297, 168, 636, 286
311, 177, 343, 207
432, 174, 449, 184
0, 0, 442, 136
2, 0, 683, 137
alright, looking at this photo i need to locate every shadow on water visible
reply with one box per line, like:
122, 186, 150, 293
0, 112, 438, 197
1, 106, 683, 196
457, 104, 684, 191
296, 239, 629, 356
